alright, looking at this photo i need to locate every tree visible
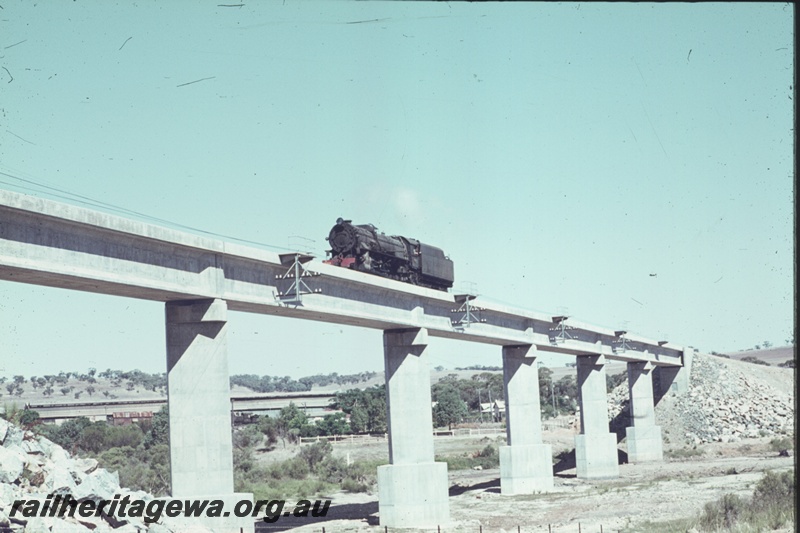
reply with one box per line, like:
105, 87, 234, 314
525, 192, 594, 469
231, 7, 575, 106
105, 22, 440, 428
332, 385, 387, 433
254, 415, 279, 449
274, 402, 313, 445
19, 409, 40, 428
279, 402, 310, 430
37, 417, 92, 450
144, 407, 170, 448
316, 412, 350, 436
538, 367, 554, 406
433, 386, 468, 430
364, 390, 387, 433
554, 375, 578, 414
349, 404, 368, 434
606, 372, 627, 393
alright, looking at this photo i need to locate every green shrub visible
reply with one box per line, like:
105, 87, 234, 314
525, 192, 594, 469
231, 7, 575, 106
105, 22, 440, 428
78, 423, 144, 453
769, 437, 794, 456
283, 456, 311, 478
697, 470, 794, 531
752, 470, 794, 511
699, 492, 745, 531
299, 440, 333, 472
241, 477, 336, 501
18, 409, 40, 428
436, 444, 500, 471
475, 444, 500, 468
741, 356, 770, 366
341, 477, 369, 493
97, 444, 170, 496
37, 417, 92, 451
664, 447, 704, 459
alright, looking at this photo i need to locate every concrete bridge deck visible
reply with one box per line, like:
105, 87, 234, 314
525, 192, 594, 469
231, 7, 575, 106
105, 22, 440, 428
0, 189, 682, 365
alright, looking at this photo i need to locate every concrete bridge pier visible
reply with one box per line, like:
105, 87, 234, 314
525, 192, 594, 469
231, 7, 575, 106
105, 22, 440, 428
654, 348, 695, 402
499, 344, 554, 494
377, 328, 449, 528
165, 299, 253, 533
625, 362, 663, 463
575, 354, 619, 479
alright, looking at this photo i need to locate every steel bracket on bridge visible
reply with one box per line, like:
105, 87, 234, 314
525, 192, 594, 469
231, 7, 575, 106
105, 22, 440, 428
275, 253, 321, 305
612, 330, 632, 353
450, 294, 486, 330
549, 316, 576, 345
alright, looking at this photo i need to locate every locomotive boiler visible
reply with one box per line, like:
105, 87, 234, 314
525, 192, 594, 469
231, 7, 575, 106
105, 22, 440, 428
323, 218, 454, 291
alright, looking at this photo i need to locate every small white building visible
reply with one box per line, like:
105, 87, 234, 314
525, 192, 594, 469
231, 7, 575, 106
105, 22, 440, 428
492, 400, 505, 422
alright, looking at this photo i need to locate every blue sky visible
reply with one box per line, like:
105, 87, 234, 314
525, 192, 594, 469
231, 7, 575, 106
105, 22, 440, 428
0, 1, 794, 380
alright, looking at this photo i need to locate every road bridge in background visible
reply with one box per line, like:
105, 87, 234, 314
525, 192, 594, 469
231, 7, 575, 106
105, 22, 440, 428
24, 392, 338, 424
1, 190, 693, 530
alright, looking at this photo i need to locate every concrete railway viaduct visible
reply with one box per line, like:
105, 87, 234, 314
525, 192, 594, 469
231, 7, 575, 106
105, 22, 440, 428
0, 190, 692, 531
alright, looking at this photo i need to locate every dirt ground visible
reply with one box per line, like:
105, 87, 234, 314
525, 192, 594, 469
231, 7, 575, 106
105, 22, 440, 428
252, 428, 795, 533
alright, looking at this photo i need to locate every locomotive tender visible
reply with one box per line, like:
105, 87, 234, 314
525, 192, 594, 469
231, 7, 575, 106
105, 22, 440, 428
324, 218, 454, 291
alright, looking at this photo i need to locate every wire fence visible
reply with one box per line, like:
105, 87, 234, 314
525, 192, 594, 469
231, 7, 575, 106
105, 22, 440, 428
298, 419, 574, 445
254, 523, 623, 533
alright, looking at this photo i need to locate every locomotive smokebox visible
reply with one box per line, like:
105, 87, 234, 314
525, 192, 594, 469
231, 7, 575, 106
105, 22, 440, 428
327, 219, 358, 255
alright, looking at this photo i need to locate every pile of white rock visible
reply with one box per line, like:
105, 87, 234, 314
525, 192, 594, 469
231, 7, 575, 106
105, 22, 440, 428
606, 352, 794, 445
0, 417, 213, 533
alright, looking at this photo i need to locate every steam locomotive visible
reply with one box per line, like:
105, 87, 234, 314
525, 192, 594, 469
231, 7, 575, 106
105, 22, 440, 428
323, 218, 454, 291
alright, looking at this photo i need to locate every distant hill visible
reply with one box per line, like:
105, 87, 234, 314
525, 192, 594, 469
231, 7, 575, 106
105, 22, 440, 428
3, 346, 792, 408
722, 345, 795, 366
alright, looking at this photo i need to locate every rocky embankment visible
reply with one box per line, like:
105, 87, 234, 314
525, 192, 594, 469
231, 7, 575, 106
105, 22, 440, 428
608, 352, 795, 445
0, 418, 207, 533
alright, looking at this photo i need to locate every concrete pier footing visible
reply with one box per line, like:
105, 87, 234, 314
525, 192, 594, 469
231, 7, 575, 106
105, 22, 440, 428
378, 328, 449, 527
377, 462, 449, 527
575, 355, 619, 479
499, 345, 553, 494
575, 433, 619, 478
626, 425, 664, 463
165, 299, 253, 533
500, 444, 554, 493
